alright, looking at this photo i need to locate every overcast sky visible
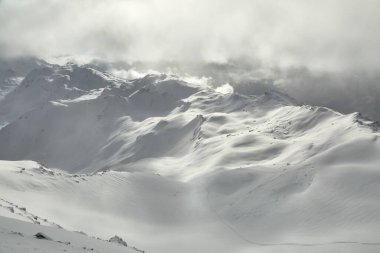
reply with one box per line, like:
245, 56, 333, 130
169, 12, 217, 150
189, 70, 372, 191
1, 0, 379, 71
1, 0, 380, 120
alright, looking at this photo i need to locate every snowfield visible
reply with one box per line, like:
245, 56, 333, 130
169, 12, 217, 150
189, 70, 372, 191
0, 62, 380, 253
0, 215, 140, 253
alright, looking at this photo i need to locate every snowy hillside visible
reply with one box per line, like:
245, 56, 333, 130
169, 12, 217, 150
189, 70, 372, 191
1, 63, 380, 253
0, 215, 142, 253
0, 58, 47, 100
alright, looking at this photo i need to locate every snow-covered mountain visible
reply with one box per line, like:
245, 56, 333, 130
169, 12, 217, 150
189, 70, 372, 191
0, 63, 380, 253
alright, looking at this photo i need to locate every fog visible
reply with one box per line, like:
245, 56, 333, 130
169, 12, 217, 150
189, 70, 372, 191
0, 0, 379, 119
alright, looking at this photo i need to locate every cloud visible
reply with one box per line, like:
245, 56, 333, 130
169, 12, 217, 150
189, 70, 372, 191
1, 0, 380, 120
1, 0, 379, 71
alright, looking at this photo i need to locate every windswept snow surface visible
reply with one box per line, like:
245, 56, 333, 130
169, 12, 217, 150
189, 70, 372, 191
0, 58, 47, 101
0, 216, 139, 253
0, 64, 380, 253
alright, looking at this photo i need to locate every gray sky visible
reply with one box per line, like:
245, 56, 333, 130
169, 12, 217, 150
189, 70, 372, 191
1, 0, 379, 71
1, 0, 380, 120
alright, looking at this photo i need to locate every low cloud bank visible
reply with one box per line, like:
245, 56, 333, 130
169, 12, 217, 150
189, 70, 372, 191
0, 0, 379, 120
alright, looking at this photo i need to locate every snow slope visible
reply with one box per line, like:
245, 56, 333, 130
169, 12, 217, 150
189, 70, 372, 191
0, 216, 141, 253
1, 64, 380, 253
0, 57, 47, 101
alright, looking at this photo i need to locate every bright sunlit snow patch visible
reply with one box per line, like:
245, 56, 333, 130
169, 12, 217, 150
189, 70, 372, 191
180, 75, 211, 86
215, 83, 234, 94
60, 89, 104, 103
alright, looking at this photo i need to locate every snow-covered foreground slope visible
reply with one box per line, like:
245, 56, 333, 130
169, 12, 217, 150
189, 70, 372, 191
0, 215, 140, 253
0, 64, 380, 253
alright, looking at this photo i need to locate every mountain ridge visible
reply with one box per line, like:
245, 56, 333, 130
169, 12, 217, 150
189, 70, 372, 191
0, 62, 380, 253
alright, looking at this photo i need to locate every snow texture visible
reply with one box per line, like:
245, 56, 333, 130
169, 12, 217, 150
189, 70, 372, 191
0, 63, 380, 253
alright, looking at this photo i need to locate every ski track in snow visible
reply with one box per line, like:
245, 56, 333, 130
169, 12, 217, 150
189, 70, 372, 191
205, 184, 380, 248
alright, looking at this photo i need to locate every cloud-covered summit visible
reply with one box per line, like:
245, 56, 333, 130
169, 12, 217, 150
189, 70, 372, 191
1, 0, 380, 120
